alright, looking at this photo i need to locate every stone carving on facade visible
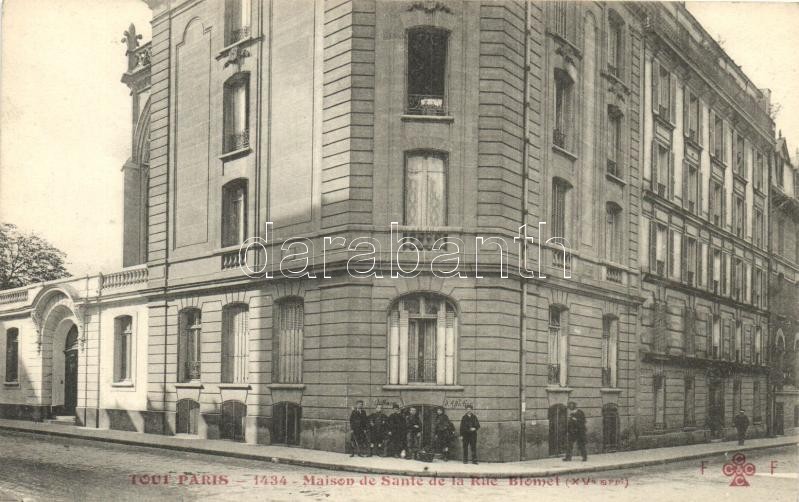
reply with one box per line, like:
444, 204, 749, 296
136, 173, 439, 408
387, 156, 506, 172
407, 1, 452, 14
121, 23, 143, 72
223, 45, 250, 69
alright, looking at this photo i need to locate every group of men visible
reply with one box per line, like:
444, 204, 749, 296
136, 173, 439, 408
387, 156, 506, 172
349, 401, 481, 464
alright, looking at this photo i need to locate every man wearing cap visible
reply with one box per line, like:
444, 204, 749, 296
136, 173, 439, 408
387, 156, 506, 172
349, 400, 369, 457
385, 403, 407, 458
734, 409, 750, 445
459, 404, 480, 464
563, 401, 587, 461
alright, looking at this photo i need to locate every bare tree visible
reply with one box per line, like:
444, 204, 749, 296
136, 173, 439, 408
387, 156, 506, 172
0, 223, 70, 290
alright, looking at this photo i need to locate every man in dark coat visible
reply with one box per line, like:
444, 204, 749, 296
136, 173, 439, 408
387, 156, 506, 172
385, 403, 406, 458
349, 400, 369, 457
405, 407, 423, 460
563, 401, 587, 461
734, 409, 750, 445
432, 407, 455, 461
368, 404, 388, 456
459, 404, 480, 464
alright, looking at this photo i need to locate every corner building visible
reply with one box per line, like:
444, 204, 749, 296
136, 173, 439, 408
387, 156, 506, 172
0, 1, 780, 461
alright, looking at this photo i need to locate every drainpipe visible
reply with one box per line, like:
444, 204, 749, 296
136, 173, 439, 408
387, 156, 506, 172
518, 0, 532, 461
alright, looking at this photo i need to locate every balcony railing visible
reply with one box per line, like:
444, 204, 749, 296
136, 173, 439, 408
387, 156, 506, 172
402, 230, 448, 252
221, 250, 244, 270
185, 361, 201, 381
552, 248, 571, 273
607, 63, 619, 79
230, 26, 251, 44
101, 265, 148, 290
407, 94, 446, 116
606, 265, 623, 284
225, 129, 250, 152
553, 128, 567, 149
0, 289, 28, 305
547, 363, 561, 385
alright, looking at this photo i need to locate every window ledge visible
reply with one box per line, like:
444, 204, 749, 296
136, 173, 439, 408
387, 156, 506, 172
268, 383, 306, 390
219, 383, 251, 390
400, 114, 454, 124
600, 387, 622, 394
606, 172, 626, 187
175, 382, 204, 389
111, 381, 135, 388
216, 36, 256, 59
382, 385, 464, 391
552, 144, 578, 161
545, 386, 573, 393
219, 147, 252, 162
3, 381, 19, 387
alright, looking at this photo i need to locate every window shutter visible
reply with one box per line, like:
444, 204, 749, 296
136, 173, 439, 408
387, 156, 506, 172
389, 310, 400, 384
669, 151, 675, 198
398, 308, 409, 385
652, 58, 660, 113
698, 100, 704, 146
669, 74, 677, 123
709, 111, 715, 155
707, 247, 714, 289
651, 140, 658, 191
681, 234, 687, 282
683, 86, 690, 133
682, 160, 689, 210
722, 120, 728, 164
744, 139, 749, 179
445, 309, 456, 385
667, 230, 673, 277
436, 305, 446, 385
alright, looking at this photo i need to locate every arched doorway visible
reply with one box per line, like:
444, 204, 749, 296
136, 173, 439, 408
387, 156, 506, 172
272, 402, 301, 445
548, 404, 568, 456
401, 404, 440, 449
63, 326, 79, 415
602, 404, 619, 452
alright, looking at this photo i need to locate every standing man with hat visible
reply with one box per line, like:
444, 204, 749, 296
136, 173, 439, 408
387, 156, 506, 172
459, 404, 480, 464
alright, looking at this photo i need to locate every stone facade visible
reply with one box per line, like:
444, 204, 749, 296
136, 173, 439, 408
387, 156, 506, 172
0, 1, 791, 462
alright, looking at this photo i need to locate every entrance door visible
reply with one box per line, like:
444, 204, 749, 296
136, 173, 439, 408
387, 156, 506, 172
775, 403, 785, 435
272, 402, 301, 445
63, 327, 79, 415
708, 381, 724, 438
401, 405, 437, 449
220, 400, 246, 441
602, 405, 619, 452
548, 404, 568, 456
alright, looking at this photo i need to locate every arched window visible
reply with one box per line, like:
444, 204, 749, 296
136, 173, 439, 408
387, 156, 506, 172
406, 27, 448, 115
548, 305, 568, 386
114, 316, 133, 383
5, 328, 18, 383
388, 294, 456, 385
222, 304, 249, 384
273, 298, 304, 384
223, 73, 250, 153
222, 179, 248, 247
178, 308, 202, 382
602, 315, 618, 388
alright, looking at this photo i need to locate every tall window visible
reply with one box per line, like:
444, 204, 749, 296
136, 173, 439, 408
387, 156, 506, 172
114, 316, 133, 383
753, 381, 762, 422
602, 316, 618, 388
548, 306, 567, 386
4, 328, 18, 383
652, 142, 671, 198
776, 157, 784, 187
735, 322, 743, 362
752, 268, 762, 307
754, 327, 762, 364
733, 195, 744, 238
222, 179, 248, 247
669, 230, 681, 281
178, 309, 202, 382
607, 107, 622, 177
605, 203, 622, 262
710, 112, 725, 161
735, 134, 746, 177
223, 73, 250, 153
551, 178, 570, 240
684, 237, 697, 286
273, 298, 304, 384
685, 162, 699, 214
652, 59, 675, 123
711, 315, 721, 359
388, 294, 457, 385
654, 371, 666, 429
650, 221, 667, 276
755, 151, 764, 191
222, 304, 249, 384
684, 90, 702, 144
754, 208, 764, 248
405, 152, 447, 228
778, 218, 785, 255
225, 0, 251, 45
607, 15, 623, 78
553, 69, 574, 150
684, 374, 695, 426
406, 27, 448, 115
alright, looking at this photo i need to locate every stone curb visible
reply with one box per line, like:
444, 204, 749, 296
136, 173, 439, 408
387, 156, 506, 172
1, 423, 795, 478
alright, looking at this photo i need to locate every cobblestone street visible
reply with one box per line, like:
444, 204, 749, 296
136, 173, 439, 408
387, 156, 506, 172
0, 430, 795, 501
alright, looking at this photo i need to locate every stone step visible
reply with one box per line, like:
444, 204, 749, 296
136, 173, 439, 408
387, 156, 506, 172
47, 416, 76, 426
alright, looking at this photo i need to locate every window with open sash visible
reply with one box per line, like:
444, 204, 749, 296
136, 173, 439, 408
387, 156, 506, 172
406, 27, 448, 115
222, 179, 247, 248
225, 0, 251, 46
273, 298, 304, 384
114, 316, 133, 383
178, 309, 202, 382
223, 73, 250, 153
222, 304, 249, 384
388, 295, 457, 385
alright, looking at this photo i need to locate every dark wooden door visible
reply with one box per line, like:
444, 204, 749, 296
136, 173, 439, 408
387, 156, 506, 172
176, 399, 200, 435
220, 400, 246, 441
64, 350, 78, 415
548, 404, 567, 456
775, 403, 785, 435
272, 402, 302, 445
708, 382, 724, 438
602, 405, 619, 451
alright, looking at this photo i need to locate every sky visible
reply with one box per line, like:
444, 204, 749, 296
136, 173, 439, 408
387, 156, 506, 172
1, 1, 798, 277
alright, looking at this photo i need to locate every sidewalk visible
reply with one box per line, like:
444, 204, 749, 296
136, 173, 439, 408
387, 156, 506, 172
0, 418, 795, 478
